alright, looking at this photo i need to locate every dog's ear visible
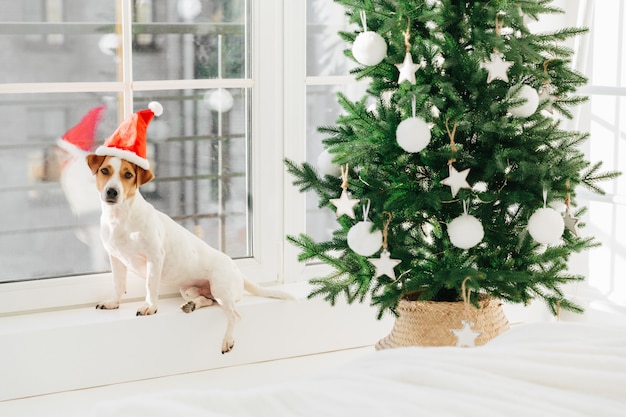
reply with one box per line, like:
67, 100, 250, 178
86, 154, 106, 175
136, 166, 154, 186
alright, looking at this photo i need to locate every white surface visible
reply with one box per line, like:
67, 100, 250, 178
0, 348, 372, 417
91, 322, 626, 417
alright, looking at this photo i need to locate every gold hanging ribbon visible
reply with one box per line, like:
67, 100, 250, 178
495, 15, 504, 36
445, 118, 458, 165
402, 18, 411, 53
493, 15, 504, 53
340, 163, 349, 190
461, 276, 473, 319
543, 56, 555, 88
382, 211, 392, 250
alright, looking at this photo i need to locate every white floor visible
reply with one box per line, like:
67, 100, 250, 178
0, 347, 373, 417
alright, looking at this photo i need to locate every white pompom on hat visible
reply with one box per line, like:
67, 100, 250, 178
95, 101, 163, 170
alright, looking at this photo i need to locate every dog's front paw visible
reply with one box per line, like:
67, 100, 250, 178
136, 303, 158, 316
96, 299, 120, 310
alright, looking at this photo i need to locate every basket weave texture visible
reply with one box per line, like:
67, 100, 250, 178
375, 296, 509, 349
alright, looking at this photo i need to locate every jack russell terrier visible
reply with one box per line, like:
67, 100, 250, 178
86, 154, 292, 354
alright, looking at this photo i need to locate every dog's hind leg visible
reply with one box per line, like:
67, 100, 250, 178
217, 299, 241, 354
180, 285, 239, 353
206, 272, 243, 353
180, 286, 215, 313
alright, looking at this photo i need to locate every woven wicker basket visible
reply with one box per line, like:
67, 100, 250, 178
375, 296, 509, 349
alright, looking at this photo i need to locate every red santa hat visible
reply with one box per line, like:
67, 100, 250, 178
57, 106, 106, 156
95, 101, 163, 170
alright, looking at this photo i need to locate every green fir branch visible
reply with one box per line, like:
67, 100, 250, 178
579, 162, 622, 194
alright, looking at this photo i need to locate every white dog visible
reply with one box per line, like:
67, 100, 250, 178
86, 154, 292, 353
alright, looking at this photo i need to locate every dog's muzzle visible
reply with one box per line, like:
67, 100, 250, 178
104, 187, 120, 204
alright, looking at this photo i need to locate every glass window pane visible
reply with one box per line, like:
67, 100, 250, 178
588, 0, 622, 87
0, 93, 118, 282
589, 95, 619, 174
132, 0, 248, 81
0, 1, 118, 83
578, 2, 625, 303
133, 89, 251, 258
0, 88, 251, 283
306, 0, 354, 77
305, 83, 367, 242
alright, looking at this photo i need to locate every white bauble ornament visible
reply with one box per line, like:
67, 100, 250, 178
508, 84, 539, 118
98, 34, 119, 56
205, 88, 234, 113
352, 32, 387, 66
528, 207, 564, 244
316, 149, 342, 177
177, 0, 202, 20
347, 221, 383, 256
396, 117, 431, 153
447, 214, 484, 249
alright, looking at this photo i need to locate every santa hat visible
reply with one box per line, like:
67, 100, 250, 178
57, 106, 105, 156
95, 101, 163, 170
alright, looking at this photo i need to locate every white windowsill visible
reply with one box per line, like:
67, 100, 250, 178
0, 282, 394, 402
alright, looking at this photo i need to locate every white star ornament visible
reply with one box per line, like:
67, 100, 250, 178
451, 320, 482, 347
368, 250, 401, 279
441, 165, 472, 198
395, 52, 421, 85
538, 86, 557, 114
329, 189, 359, 219
481, 52, 513, 83
563, 208, 580, 237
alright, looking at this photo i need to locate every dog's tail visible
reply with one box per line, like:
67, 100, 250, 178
243, 277, 296, 300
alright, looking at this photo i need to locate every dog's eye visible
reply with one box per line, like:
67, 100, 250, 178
124, 172, 133, 179
100, 168, 109, 175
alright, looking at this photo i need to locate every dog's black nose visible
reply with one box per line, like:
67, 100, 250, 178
106, 188, 118, 200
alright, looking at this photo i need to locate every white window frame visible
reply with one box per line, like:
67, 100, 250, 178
572, 0, 626, 305
0, 0, 284, 315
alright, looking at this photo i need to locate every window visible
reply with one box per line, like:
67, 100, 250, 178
0, 0, 623, 314
574, 0, 626, 304
0, 0, 282, 311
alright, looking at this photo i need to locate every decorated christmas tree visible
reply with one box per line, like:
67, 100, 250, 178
286, 0, 619, 320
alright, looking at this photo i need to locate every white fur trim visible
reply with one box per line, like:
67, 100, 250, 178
148, 101, 163, 117
56, 138, 88, 157
95, 146, 150, 170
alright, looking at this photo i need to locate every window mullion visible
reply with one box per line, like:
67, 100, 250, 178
281, 0, 308, 282
119, 0, 134, 117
